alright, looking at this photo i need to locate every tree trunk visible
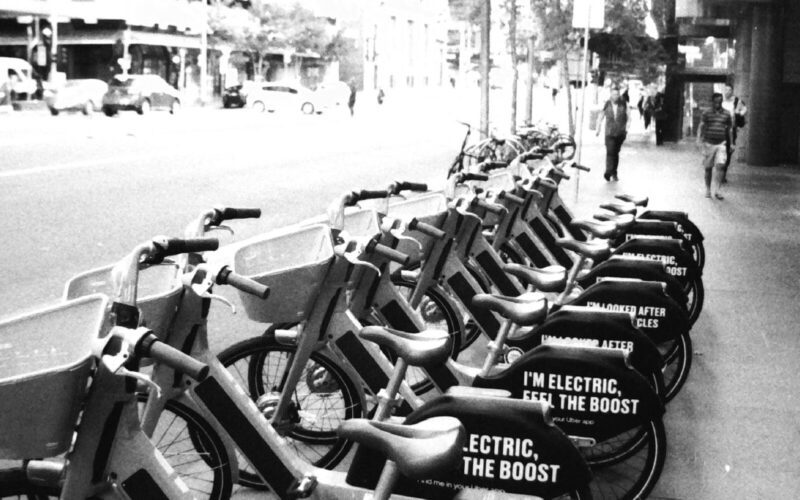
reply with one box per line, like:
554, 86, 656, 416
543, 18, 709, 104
479, 0, 491, 139
508, 0, 518, 135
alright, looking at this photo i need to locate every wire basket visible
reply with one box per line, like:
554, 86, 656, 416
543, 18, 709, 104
0, 294, 108, 459
64, 262, 182, 339
387, 193, 449, 262
233, 224, 334, 323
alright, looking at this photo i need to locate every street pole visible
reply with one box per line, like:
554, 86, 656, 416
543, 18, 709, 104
49, 0, 58, 83
574, 1, 593, 204
524, 35, 535, 125
480, 0, 491, 139
200, 0, 208, 105
508, 0, 518, 136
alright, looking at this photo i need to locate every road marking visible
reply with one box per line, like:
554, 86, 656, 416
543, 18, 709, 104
0, 153, 154, 179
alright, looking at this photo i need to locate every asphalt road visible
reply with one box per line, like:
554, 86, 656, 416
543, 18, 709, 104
0, 101, 466, 325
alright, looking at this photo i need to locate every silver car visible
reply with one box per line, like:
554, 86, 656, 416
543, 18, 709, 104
45, 79, 108, 116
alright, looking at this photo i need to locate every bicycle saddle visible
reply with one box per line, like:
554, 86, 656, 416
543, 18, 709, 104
502, 262, 567, 293
471, 293, 548, 326
570, 218, 619, 239
594, 212, 636, 231
599, 200, 638, 215
337, 416, 465, 479
615, 193, 649, 207
556, 237, 611, 260
359, 326, 452, 368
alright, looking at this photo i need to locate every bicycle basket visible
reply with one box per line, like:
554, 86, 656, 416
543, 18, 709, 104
63, 262, 182, 339
302, 207, 381, 238
387, 193, 448, 261
0, 294, 107, 459
232, 224, 334, 323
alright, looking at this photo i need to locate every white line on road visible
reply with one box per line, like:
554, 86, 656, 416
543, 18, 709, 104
0, 153, 155, 179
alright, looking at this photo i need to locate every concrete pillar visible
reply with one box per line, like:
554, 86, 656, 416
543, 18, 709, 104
733, 7, 752, 162
747, 2, 781, 166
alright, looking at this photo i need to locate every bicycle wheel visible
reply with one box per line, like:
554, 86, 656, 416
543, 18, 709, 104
0, 466, 58, 499
684, 275, 704, 326
658, 330, 693, 402
582, 418, 666, 500
136, 395, 232, 500
218, 336, 364, 488
386, 279, 463, 395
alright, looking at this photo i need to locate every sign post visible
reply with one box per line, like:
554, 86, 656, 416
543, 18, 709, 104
572, 0, 604, 203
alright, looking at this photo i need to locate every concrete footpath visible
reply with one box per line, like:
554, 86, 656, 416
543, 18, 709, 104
568, 128, 800, 498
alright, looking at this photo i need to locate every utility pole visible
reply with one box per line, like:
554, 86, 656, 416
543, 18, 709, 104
524, 35, 535, 125
200, 0, 208, 104
480, 0, 491, 139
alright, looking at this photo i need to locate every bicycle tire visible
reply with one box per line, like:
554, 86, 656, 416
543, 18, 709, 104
386, 279, 463, 395
659, 330, 693, 402
0, 466, 58, 499
684, 275, 704, 326
583, 417, 666, 500
218, 336, 364, 489
136, 395, 232, 500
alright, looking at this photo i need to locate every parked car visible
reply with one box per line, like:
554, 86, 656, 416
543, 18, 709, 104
222, 83, 248, 108
44, 79, 107, 115
0, 57, 38, 100
102, 74, 181, 116
246, 81, 318, 114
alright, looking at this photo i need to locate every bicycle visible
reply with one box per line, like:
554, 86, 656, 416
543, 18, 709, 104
0, 237, 222, 499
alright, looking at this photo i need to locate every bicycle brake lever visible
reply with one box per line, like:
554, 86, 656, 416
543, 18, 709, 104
206, 224, 234, 236
190, 269, 237, 313
389, 228, 422, 251
343, 251, 381, 275
207, 293, 236, 314
118, 365, 163, 399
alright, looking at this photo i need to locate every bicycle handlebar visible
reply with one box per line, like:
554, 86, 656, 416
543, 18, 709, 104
345, 189, 391, 206
145, 237, 219, 263
570, 163, 591, 172
367, 241, 411, 266
137, 333, 209, 381
216, 266, 270, 300
390, 181, 428, 194
459, 172, 489, 182
408, 218, 447, 240
550, 169, 570, 181
215, 207, 262, 223
498, 191, 526, 206
519, 151, 546, 162
478, 160, 509, 173
473, 198, 506, 216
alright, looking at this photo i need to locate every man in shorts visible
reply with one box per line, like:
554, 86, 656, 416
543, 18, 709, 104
696, 92, 733, 200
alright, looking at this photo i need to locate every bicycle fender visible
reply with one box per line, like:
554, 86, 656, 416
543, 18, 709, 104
639, 210, 705, 244
506, 308, 663, 382
346, 394, 592, 498
576, 257, 686, 306
611, 237, 701, 286
473, 344, 664, 441
568, 279, 690, 344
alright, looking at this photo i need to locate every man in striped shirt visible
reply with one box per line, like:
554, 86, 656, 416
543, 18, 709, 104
696, 92, 733, 200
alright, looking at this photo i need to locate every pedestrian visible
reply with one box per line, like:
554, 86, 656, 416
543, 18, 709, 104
347, 79, 357, 117
653, 89, 667, 145
595, 86, 629, 182
720, 83, 747, 183
377, 88, 385, 105
696, 92, 733, 200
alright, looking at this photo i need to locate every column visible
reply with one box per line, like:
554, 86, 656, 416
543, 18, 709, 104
733, 6, 752, 162
746, 2, 781, 166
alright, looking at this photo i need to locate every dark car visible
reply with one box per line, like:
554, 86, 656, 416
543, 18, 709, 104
102, 74, 181, 116
222, 84, 246, 108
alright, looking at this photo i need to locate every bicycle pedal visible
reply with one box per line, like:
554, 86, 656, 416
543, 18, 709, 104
286, 475, 317, 498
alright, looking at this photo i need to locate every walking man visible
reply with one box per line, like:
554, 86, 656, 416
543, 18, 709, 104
720, 83, 747, 183
697, 92, 733, 200
596, 87, 629, 181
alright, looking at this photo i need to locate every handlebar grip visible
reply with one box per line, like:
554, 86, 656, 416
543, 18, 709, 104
368, 242, 410, 266
392, 181, 428, 194
219, 207, 262, 220
520, 152, 545, 161
346, 189, 390, 206
551, 169, 570, 180
474, 199, 506, 215
139, 335, 209, 381
479, 161, 508, 173
460, 173, 489, 182
570, 163, 591, 172
216, 267, 270, 300
159, 237, 220, 257
408, 218, 447, 240
498, 191, 526, 205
